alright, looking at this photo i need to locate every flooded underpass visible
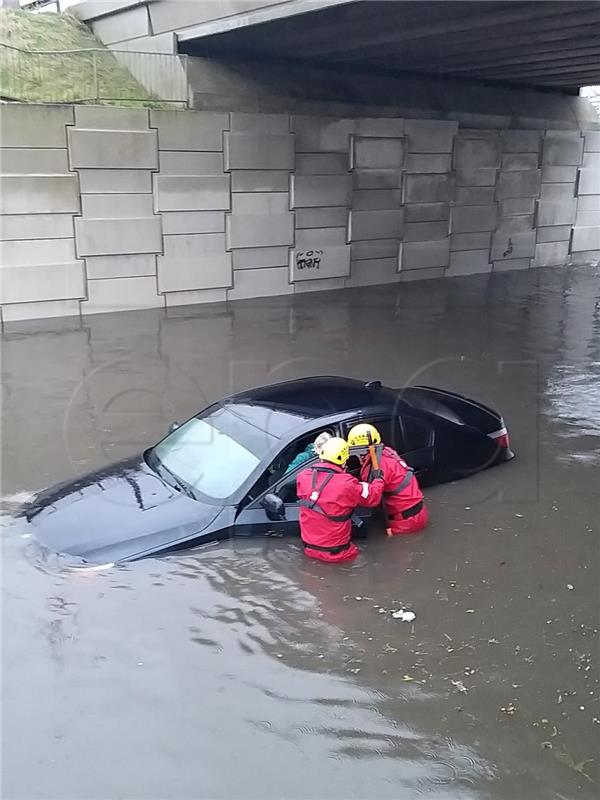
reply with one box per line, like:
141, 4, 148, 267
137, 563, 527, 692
1, 265, 599, 799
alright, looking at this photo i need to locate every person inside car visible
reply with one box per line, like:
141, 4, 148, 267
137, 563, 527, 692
296, 436, 385, 563
347, 423, 429, 535
284, 431, 332, 475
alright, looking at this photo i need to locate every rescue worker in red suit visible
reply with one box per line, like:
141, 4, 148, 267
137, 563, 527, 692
296, 437, 385, 563
347, 423, 429, 535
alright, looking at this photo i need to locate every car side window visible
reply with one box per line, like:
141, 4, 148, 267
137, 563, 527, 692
399, 415, 433, 453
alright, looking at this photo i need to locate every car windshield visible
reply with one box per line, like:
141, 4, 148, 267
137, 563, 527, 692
151, 405, 279, 503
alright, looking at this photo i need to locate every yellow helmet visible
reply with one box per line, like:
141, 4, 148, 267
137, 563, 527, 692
347, 423, 381, 447
319, 437, 350, 466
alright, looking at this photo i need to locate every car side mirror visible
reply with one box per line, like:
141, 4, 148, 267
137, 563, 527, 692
168, 422, 180, 434
261, 493, 285, 521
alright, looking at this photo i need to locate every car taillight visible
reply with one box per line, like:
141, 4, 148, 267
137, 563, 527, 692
489, 426, 510, 450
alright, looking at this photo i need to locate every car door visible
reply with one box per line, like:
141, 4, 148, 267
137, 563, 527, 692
397, 414, 435, 480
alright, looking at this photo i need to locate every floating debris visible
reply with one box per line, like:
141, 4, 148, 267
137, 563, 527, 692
391, 609, 416, 622
451, 680, 469, 694
501, 703, 517, 716
567, 584, 574, 591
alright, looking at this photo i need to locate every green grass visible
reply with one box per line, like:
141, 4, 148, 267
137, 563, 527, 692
0, 9, 171, 107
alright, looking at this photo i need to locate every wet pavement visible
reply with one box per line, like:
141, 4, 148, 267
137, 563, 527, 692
2, 265, 599, 799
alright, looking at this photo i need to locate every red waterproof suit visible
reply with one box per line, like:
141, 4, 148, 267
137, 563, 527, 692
296, 462, 385, 563
360, 446, 428, 535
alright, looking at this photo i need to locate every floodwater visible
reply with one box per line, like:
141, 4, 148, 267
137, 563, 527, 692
1, 265, 599, 799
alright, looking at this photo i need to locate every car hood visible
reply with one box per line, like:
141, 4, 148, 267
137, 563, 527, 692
23, 455, 225, 563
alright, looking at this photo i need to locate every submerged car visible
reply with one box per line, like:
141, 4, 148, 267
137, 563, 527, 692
21, 377, 514, 564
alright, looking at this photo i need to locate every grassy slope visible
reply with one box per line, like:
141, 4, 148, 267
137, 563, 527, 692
0, 9, 162, 105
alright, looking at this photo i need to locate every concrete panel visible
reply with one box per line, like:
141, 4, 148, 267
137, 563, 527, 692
226, 213, 294, 249
290, 245, 350, 282
78, 169, 152, 194
0, 214, 74, 241
540, 183, 575, 202
455, 137, 501, 170
291, 175, 351, 208
571, 226, 600, 252
455, 186, 496, 206
355, 118, 404, 137
398, 267, 445, 282
543, 131, 584, 166
165, 288, 227, 307
568, 250, 600, 266
584, 132, 600, 152
496, 170, 541, 199
224, 132, 294, 170
491, 230, 536, 261
404, 174, 453, 203
404, 202, 449, 223
537, 199, 577, 227
159, 151, 224, 175
405, 154, 451, 173
576, 208, 600, 227
541, 166, 578, 183
536, 226, 573, 243
291, 117, 355, 153
232, 247, 290, 270
296, 153, 349, 175
451, 205, 497, 233
161, 211, 225, 235
456, 168, 497, 187
496, 215, 534, 233
533, 241, 570, 267
68, 129, 158, 170
578, 168, 600, 196
501, 198, 536, 216
0, 263, 85, 304
232, 192, 289, 214
231, 170, 290, 192
150, 110, 229, 151
91, 6, 149, 44
0, 175, 79, 215
346, 258, 400, 287
296, 207, 348, 229
353, 170, 401, 190
0, 104, 73, 148
230, 113, 289, 133
1, 237, 76, 266
582, 152, 600, 171
294, 277, 347, 294
83, 276, 163, 314
450, 232, 491, 252
81, 193, 155, 218
404, 119, 457, 153
154, 175, 230, 212
404, 221, 449, 242
1, 299, 80, 323
0, 148, 69, 174
86, 254, 157, 279
157, 233, 232, 293
228, 267, 293, 301
353, 137, 404, 169
351, 240, 398, 261
501, 153, 539, 171
352, 189, 402, 211
75, 217, 162, 257
295, 227, 346, 249
493, 259, 531, 272
447, 250, 491, 276
349, 209, 404, 241
503, 130, 541, 153
74, 106, 149, 130
400, 239, 450, 270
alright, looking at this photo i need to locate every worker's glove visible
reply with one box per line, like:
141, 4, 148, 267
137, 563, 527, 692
370, 469, 384, 480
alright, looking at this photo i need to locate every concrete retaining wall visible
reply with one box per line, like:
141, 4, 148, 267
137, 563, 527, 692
1, 103, 599, 322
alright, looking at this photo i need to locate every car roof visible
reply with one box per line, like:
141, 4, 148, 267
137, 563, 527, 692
230, 376, 397, 415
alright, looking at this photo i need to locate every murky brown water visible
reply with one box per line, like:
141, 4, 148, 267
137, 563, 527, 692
2, 266, 599, 799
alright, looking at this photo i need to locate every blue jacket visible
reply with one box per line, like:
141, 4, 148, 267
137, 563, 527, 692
285, 443, 316, 474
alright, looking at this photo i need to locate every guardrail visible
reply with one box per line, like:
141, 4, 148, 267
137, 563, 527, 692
0, 42, 189, 105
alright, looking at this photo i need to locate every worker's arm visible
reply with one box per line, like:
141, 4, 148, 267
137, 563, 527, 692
353, 476, 385, 508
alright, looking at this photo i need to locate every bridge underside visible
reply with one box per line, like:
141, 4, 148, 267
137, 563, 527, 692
179, 0, 600, 93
